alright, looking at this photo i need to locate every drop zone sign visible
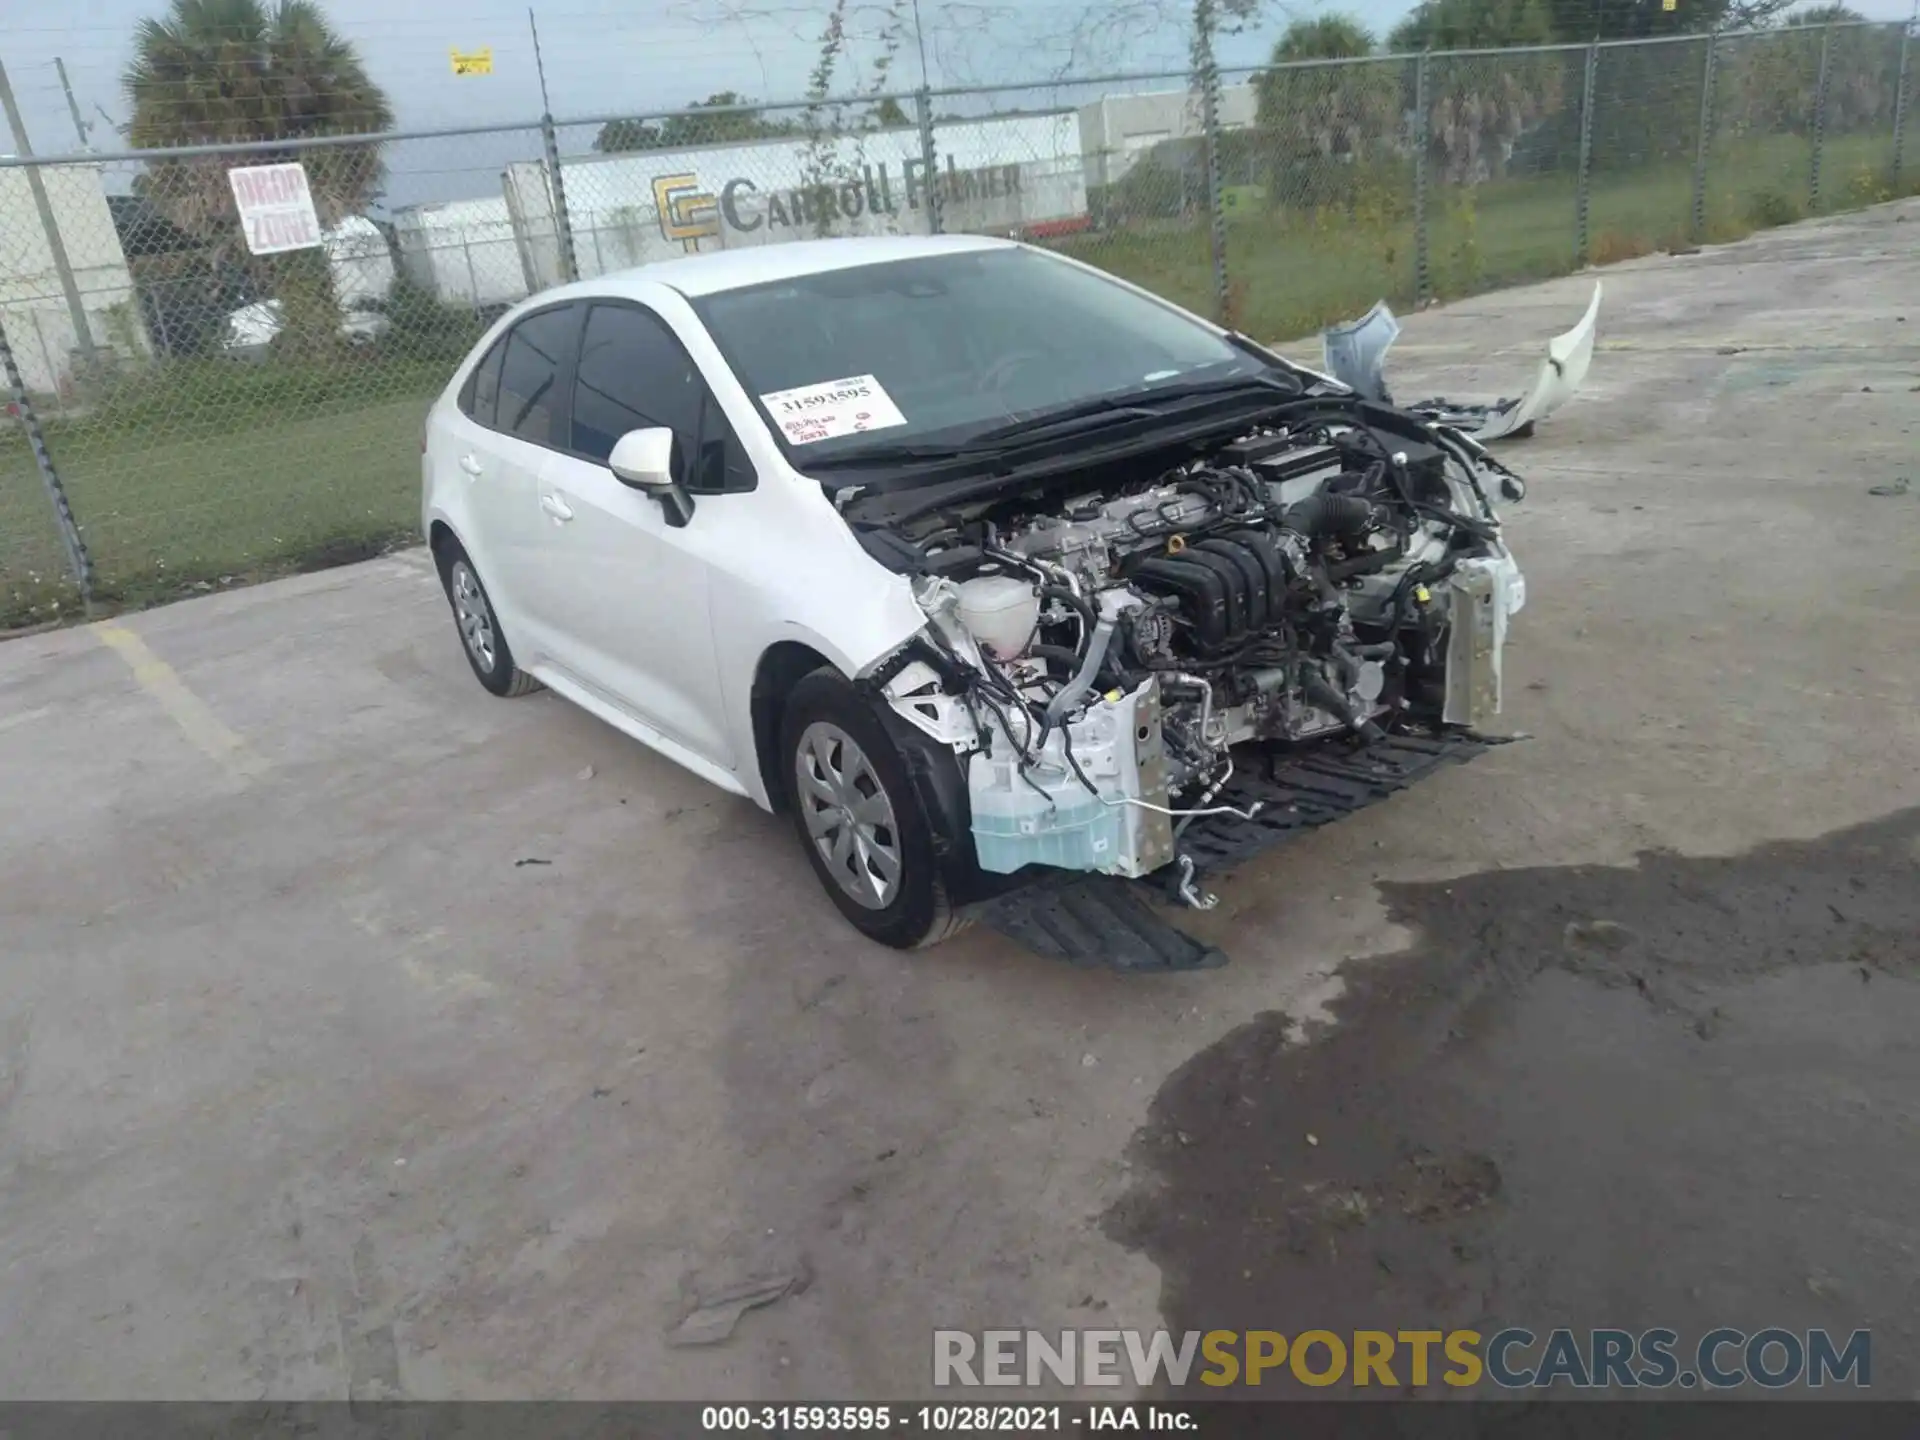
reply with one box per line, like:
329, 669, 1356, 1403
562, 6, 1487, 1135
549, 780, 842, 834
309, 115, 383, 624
229, 163, 324, 255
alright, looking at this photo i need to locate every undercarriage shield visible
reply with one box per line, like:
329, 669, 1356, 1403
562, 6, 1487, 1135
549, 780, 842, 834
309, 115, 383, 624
977, 731, 1507, 970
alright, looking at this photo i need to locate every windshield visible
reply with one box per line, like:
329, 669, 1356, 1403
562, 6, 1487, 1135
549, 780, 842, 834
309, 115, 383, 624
688, 247, 1283, 468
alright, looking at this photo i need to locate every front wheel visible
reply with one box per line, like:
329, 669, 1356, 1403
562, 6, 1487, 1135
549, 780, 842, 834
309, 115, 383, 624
780, 669, 971, 949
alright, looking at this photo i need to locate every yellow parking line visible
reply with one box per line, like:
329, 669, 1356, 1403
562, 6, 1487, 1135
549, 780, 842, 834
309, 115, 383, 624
94, 622, 269, 783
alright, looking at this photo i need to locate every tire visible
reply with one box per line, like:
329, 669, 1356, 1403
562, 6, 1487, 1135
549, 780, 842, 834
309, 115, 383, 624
437, 541, 541, 698
780, 668, 973, 950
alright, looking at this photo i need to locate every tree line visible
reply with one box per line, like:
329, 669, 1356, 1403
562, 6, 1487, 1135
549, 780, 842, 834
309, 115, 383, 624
1218, 0, 1899, 201
99, 0, 1911, 353
591, 92, 912, 154
112, 0, 1895, 237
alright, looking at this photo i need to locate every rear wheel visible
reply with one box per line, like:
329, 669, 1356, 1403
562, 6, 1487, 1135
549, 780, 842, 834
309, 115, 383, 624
438, 542, 540, 698
780, 669, 971, 949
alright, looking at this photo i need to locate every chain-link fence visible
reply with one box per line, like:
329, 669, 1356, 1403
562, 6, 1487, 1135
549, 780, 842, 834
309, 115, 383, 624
2, 21, 1914, 629
1584, 35, 1708, 260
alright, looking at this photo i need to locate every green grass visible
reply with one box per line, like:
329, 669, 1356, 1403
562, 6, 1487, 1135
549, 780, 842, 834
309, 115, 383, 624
1054, 131, 1912, 341
67, 393, 428, 585
3, 129, 1915, 631
3, 381, 431, 628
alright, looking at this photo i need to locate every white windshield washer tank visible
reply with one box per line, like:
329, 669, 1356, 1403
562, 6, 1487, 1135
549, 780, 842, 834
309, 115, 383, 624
955, 575, 1041, 660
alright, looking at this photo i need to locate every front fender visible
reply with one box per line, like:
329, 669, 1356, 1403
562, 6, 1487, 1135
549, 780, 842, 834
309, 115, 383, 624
711, 567, 928, 810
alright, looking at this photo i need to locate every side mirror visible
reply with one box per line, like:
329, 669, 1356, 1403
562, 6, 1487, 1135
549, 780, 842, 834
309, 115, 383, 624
608, 426, 694, 527
608, 427, 676, 489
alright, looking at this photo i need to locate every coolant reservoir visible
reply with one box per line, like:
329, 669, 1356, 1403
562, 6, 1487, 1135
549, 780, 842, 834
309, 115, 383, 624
956, 575, 1040, 660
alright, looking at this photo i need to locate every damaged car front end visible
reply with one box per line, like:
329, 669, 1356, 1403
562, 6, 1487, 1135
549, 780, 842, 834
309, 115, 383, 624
828, 354, 1532, 968
675, 241, 1595, 967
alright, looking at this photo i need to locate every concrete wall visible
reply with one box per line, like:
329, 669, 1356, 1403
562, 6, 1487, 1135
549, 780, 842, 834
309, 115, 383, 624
1076, 82, 1259, 190
520, 112, 1088, 290
0, 162, 149, 396
392, 197, 530, 310
391, 112, 1090, 303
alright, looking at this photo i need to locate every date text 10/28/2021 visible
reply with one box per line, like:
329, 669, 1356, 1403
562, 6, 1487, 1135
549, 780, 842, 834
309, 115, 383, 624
701, 1406, 1189, 1431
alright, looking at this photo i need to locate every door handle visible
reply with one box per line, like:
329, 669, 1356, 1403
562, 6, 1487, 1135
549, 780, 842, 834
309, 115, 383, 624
540, 493, 574, 523
458, 453, 483, 478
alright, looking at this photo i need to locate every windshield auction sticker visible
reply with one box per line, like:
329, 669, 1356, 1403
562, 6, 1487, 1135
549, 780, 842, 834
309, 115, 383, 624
758, 375, 908, 445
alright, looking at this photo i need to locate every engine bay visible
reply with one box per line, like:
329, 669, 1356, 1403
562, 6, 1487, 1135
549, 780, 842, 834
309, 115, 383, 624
853, 398, 1526, 892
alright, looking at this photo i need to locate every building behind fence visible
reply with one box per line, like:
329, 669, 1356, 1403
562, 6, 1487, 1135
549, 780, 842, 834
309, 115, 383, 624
1, 21, 1914, 628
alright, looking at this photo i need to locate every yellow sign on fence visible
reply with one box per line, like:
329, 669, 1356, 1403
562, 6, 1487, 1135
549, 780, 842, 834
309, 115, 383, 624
450, 47, 494, 76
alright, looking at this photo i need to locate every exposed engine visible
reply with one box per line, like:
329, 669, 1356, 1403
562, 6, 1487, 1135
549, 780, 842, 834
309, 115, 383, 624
859, 405, 1525, 891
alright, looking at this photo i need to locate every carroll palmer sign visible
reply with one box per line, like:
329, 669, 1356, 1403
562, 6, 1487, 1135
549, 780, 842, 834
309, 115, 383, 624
651, 156, 1025, 249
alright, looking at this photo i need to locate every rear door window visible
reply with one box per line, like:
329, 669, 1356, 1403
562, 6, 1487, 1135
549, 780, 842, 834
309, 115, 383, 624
461, 338, 506, 427
494, 305, 579, 447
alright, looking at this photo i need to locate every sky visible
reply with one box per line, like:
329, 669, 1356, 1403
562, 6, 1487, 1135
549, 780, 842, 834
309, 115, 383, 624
0, 0, 1341, 207
1, 0, 1911, 208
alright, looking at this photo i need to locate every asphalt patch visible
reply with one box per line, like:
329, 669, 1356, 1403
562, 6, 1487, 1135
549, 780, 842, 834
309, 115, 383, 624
1105, 808, 1920, 1399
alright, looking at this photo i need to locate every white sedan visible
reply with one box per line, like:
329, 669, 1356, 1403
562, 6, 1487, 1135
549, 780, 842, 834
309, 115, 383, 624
422, 235, 1527, 956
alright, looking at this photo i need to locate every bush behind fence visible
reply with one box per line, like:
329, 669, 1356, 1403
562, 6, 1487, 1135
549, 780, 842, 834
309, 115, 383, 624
1, 22, 1913, 630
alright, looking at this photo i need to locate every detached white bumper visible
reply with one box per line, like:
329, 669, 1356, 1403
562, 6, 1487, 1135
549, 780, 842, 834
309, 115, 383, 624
1443, 551, 1524, 727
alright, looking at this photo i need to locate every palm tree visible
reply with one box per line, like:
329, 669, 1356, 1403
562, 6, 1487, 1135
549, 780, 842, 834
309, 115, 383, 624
1254, 16, 1400, 210
124, 0, 393, 349
1274, 14, 1379, 61
1389, 0, 1564, 184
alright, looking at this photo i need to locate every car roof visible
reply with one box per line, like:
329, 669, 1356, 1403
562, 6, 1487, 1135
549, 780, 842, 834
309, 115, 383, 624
564, 233, 1020, 300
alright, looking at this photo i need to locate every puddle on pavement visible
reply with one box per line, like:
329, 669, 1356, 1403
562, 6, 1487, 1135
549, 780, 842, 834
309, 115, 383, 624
1106, 807, 1920, 1397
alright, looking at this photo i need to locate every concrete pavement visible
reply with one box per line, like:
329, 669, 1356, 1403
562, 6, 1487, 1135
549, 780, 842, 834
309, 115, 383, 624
1, 199, 1916, 1399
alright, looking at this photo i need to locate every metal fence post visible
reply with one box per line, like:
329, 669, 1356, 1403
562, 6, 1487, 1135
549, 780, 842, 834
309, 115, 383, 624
0, 318, 94, 613
1198, 66, 1230, 321
0, 60, 100, 385
1414, 52, 1432, 306
540, 111, 580, 284
1892, 21, 1912, 189
1691, 31, 1719, 242
1810, 21, 1834, 211
1191, 0, 1230, 325
915, 88, 944, 235
1576, 42, 1599, 267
